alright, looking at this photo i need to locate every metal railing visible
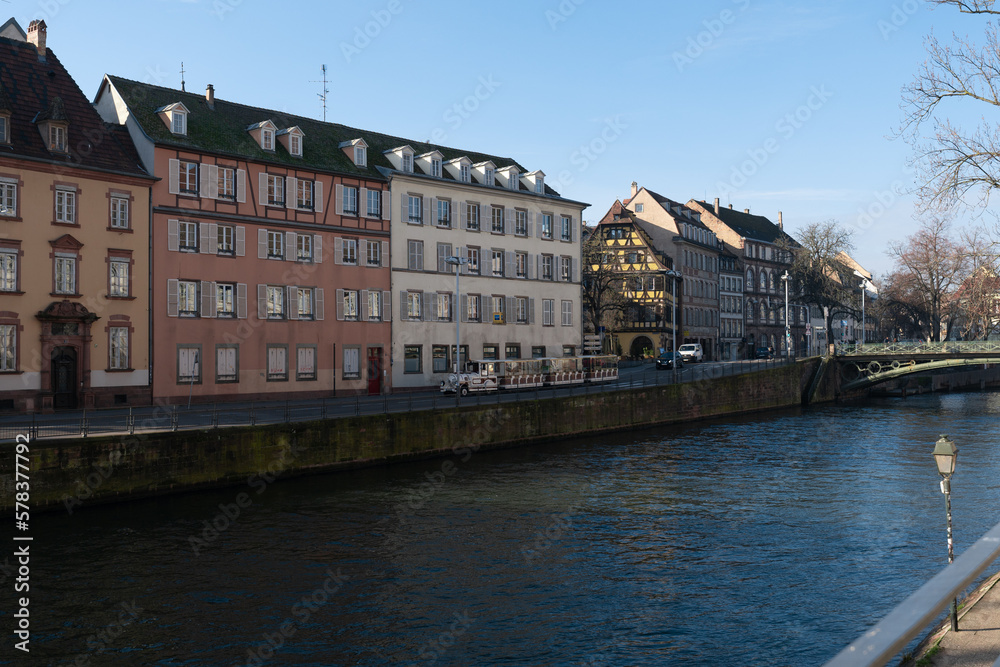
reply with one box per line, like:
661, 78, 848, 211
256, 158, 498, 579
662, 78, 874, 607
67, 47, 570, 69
838, 341, 1000, 357
0, 357, 797, 442
824, 519, 1000, 667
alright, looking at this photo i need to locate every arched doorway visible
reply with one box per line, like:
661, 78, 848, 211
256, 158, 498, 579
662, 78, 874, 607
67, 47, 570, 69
629, 335, 653, 359
52, 347, 78, 409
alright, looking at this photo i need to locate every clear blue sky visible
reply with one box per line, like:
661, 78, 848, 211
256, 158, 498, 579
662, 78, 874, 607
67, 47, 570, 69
7, 0, 987, 276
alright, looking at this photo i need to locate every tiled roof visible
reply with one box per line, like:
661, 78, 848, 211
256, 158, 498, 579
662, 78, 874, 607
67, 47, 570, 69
105, 76, 569, 199
644, 188, 711, 230
0, 35, 148, 176
690, 200, 798, 246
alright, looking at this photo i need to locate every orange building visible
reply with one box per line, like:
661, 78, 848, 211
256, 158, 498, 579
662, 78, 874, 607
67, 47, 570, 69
0, 20, 154, 411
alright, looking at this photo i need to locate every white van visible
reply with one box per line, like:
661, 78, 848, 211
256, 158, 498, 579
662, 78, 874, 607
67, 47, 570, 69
678, 343, 704, 362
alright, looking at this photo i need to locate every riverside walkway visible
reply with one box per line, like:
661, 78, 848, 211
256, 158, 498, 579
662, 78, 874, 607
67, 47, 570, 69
913, 571, 1000, 667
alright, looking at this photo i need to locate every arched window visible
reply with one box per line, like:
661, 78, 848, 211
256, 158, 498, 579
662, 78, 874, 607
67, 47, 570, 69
746, 269, 754, 292
759, 269, 768, 292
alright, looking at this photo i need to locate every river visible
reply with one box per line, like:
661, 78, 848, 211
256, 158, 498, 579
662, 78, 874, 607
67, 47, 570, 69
9, 391, 1000, 666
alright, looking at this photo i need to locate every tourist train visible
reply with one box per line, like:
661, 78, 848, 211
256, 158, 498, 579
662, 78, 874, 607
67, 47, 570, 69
440, 355, 619, 395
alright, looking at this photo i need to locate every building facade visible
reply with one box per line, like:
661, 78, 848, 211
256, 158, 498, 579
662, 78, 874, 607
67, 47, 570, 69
0, 21, 154, 412
718, 250, 744, 360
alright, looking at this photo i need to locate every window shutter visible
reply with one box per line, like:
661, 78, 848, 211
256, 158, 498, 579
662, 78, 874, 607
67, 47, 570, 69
399, 290, 407, 320
336, 184, 344, 216
528, 253, 535, 280
438, 243, 449, 273
505, 208, 514, 234
199, 164, 212, 199
536, 255, 541, 280
535, 212, 543, 238
571, 218, 577, 243
258, 229, 267, 259
359, 187, 368, 217
505, 251, 514, 278
208, 165, 220, 199
506, 297, 515, 324
236, 169, 246, 203
314, 235, 323, 263
382, 290, 390, 322
258, 173, 268, 206
572, 259, 579, 283
314, 181, 323, 213
287, 286, 299, 320
430, 198, 437, 224
166, 279, 178, 317
401, 195, 408, 224
285, 232, 296, 261
200, 281, 215, 317
334, 237, 343, 265
336, 289, 346, 321
526, 215, 533, 238
168, 159, 180, 195
286, 177, 297, 209
422, 197, 429, 225
382, 191, 391, 221
381, 241, 389, 267
207, 223, 218, 254
422, 292, 431, 321
237, 283, 247, 319
199, 223, 212, 254
235, 226, 246, 257
257, 284, 267, 320
167, 219, 179, 252
529, 298, 536, 324
359, 289, 368, 320
460, 294, 468, 323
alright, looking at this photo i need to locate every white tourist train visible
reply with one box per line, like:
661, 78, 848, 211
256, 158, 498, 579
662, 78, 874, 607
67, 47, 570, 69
440, 355, 619, 396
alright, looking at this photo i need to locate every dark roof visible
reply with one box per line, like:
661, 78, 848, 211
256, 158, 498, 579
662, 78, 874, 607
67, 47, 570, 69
105, 76, 569, 199
690, 200, 798, 246
644, 188, 711, 230
0, 35, 148, 176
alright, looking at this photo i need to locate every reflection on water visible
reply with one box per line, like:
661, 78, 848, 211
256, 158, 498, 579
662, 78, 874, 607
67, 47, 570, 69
15, 392, 1000, 666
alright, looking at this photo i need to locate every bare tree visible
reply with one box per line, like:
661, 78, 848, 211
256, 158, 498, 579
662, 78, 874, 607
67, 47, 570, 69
929, 1, 999, 14
581, 227, 628, 336
952, 225, 1000, 337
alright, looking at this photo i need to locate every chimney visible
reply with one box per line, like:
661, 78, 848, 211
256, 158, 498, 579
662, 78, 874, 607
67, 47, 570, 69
728, 204, 733, 209
206, 84, 215, 110
713, 197, 720, 215
778, 211, 783, 230
744, 208, 750, 214
630, 181, 638, 197
27, 20, 47, 60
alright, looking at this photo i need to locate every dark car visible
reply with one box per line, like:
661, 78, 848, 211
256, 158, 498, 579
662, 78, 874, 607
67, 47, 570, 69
655, 352, 684, 370
755, 347, 773, 360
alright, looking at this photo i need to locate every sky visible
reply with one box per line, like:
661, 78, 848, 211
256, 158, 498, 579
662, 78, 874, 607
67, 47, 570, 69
5, 0, 991, 277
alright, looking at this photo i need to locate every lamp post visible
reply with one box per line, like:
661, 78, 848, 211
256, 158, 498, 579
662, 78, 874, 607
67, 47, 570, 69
665, 269, 681, 384
444, 255, 468, 404
781, 271, 791, 358
854, 270, 868, 346
933, 434, 959, 632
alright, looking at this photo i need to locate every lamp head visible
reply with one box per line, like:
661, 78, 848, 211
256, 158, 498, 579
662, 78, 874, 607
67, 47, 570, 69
933, 435, 958, 476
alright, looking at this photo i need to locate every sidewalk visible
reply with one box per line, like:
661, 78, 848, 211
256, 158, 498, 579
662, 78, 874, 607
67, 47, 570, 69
908, 571, 1000, 667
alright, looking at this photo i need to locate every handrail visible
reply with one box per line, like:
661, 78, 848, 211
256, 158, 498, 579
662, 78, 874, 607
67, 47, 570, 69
824, 520, 1000, 667
838, 341, 1000, 356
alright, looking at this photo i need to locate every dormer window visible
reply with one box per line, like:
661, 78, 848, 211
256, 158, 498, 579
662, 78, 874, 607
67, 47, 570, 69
484, 168, 494, 186
402, 153, 413, 173
460, 164, 470, 182
341, 139, 369, 167
431, 158, 441, 178
355, 146, 366, 166
48, 123, 67, 152
171, 112, 185, 135
247, 120, 278, 152
289, 134, 301, 156
535, 177, 544, 193
277, 126, 304, 157
262, 128, 274, 151
0, 115, 7, 144
157, 102, 190, 137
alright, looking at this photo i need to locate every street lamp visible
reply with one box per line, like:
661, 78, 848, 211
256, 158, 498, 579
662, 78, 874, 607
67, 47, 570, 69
933, 434, 959, 632
854, 270, 868, 346
781, 271, 791, 359
665, 269, 682, 384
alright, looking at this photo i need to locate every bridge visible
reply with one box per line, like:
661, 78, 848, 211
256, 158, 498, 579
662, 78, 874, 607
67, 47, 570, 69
835, 341, 1000, 391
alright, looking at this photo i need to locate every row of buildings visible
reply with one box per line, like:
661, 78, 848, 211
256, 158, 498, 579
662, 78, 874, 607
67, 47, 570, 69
0, 19, 585, 411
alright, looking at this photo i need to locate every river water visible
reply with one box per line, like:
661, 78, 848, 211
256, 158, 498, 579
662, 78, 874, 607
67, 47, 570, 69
11, 392, 1000, 666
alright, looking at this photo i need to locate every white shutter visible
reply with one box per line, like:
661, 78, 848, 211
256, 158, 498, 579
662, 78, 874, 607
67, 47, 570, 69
535, 212, 543, 238
422, 196, 429, 225
199, 223, 212, 254
336, 289, 345, 321
336, 184, 344, 216
207, 223, 218, 254
430, 198, 438, 225
382, 191, 391, 220
314, 235, 323, 263
334, 237, 343, 265
460, 203, 468, 230
572, 258, 579, 283
236, 169, 246, 203
382, 290, 390, 322
235, 226, 246, 257
257, 284, 267, 320
359, 187, 368, 217
460, 294, 468, 323
505, 297, 515, 325
208, 165, 219, 199
401, 194, 408, 224
168, 159, 180, 195
529, 298, 536, 324
167, 219, 179, 252
237, 283, 247, 319
422, 292, 431, 321
528, 253, 535, 280
314, 181, 323, 213
258, 229, 267, 259
286, 177, 297, 209
200, 164, 212, 199
287, 286, 299, 320
505, 208, 514, 234
360, 289, 369, 320
505, 251, 514, 278
571, 218, 578, 243
315, 288, 324, 321
381, 241, 389, 267
200, 280, 215, 317
399, 290, 407, 320
285, 232, 296, 261
166, 279, 178, 317
526, 214, 533, 238
258, 172, 268, 206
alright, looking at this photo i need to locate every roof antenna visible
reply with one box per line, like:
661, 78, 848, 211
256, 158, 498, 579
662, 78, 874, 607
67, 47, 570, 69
180, 61, 186, 92
311, 64, 329, 122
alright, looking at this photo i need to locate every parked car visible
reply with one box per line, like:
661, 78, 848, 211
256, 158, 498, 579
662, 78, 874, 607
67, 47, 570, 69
678, 343, 704, 362
655, 352, 684, 370
755, 347, 773, 360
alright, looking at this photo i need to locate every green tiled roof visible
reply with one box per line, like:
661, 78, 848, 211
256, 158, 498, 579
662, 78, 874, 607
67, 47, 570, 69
106, 76, 566, 198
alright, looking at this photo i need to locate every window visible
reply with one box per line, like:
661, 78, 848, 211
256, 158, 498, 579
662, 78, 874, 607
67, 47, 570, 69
178, 280, 198, 316
635, 203, 644, 213
109, 259, 129, 297
532, 346, 546, 358
367, 290, 381, 321
535, 177, 544, 194
355, 146, 367, 166
341, 238, 358, 265
404, 345, 422, 373
171, 111, 186, 135
491, 250, 504, 277
466, 203, 480, 231
491, 206, 504, 234
54, 255, 76, 295
460, 164, 470, 182
467, 247, 481, 275
267, 345, 287, 381
407, 291, 422, 320
216, 345, 238, 383
289, 134, 302, 157
297, 235, 313, 262
266, 285, 285, 319
297, 287, 314, 320
482, 344, 498, 360
437, 242, 454, 273
297, 180, 314, 210
218, 167, 235, 199
367, 189, 381, 217
561, 216, 573, 241
541, 214, 553, 240
542, 299, 554, 326
491, 296, 505, 323
296, 345, 316, 381
467, 294, 481, 322
506, 343, 521, 359
437, 199, 451, 227
343, 186, 358, 215
402, 153, 413, 173
55, 188, 76, 224
109, 327, 129, 370
217, 283, 236, 318
267, 230, 284, 259
340, 289, 359, 320
0, 116, 7, 144
561, 300, 573, 326
407, 195, 422, 224
366, 240, 381, 267
437, 293, 452, 321
49, 124, 67, 152
560, 256, 572, 282
179, 161, 198, 194
541, 255, 554, 281
343, 346, 361, 379
218, 225, 235, 255
515, 297, 528, 324
178, 346, 201, 383
484, 168, 494, 186
433, 345, 449, 373
0, 251, 17, 292
407, 240, 424, 271
110, 195, 129, 229
0, 180, 15, 217
515, 210, 528, 236
563, 345, 576, 357
262, 128, 275, 151
0, 324, 15, 371
516, 252, 527, 278
266, 174, 284, 206
431, 158, 442, 177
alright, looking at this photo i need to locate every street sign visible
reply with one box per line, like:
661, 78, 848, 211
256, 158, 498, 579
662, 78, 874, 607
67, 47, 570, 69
493, 312, 502, 323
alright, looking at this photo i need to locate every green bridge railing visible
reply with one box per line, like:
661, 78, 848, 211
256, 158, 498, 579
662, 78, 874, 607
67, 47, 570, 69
838, 341, 1000, 357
